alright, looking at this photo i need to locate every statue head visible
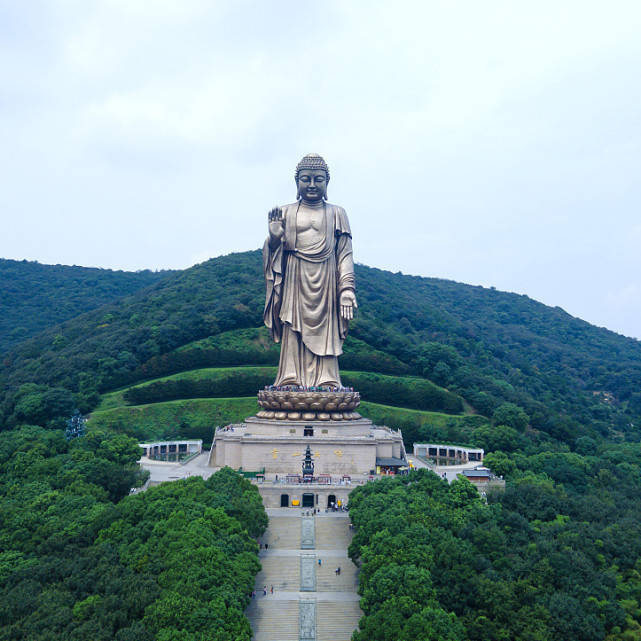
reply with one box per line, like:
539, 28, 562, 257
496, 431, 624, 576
295, 153, 329, 202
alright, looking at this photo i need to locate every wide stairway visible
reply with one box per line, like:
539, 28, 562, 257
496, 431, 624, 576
246, 508, 362, 641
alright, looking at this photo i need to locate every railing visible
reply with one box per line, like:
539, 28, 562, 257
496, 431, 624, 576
146, 451, 195, 463
253, 475, 373, 486
129, 477, 151, 495
237, 467, 266, 479
179, 451, 202, 466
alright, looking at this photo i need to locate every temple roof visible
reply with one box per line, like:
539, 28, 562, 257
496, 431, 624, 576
376, 457, 407, 467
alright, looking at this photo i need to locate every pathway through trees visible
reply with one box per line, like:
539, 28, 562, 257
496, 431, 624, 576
246, 508, 362, 641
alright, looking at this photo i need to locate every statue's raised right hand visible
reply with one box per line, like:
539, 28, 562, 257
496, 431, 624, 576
268, 207, 284, 244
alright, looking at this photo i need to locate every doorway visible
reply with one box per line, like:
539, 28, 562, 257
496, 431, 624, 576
327, 494, 336, 508
302, 493, 315, 508
280, 494, 289, 507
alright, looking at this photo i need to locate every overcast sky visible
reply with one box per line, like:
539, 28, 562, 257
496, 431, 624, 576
1, 1, 640, 338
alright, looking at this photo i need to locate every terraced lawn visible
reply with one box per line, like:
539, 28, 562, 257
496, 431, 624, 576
88, 394, 473, 445
89, 397, 259, 441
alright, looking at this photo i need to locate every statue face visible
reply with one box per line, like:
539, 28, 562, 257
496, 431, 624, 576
297, 169, 327, 203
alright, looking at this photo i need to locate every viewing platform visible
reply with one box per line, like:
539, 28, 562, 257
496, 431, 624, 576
247, 472, 375, 509
209, 415, 407, 477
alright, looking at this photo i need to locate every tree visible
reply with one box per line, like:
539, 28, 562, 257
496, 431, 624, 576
419, 342, 461, 378
483, 452, 516, 478
65, 411, 86, 440
9, 384, 75, 429
492, 403, 529, 432
575, 436, 597, 455
472, 423, 521, 452
399, 606, 464, 641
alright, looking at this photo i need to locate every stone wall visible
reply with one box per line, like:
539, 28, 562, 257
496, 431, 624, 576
213, 436, 380, 475
256, 482, 354, 509
211, 417, 405, 476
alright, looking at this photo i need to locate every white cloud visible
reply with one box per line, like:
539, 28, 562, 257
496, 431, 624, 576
1, 0, 641, 337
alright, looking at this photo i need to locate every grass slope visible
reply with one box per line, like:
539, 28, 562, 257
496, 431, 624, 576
99, 365, 462, 412
95, 366, 278, 411
88, 395, 474, 447
89, 397, 259, 442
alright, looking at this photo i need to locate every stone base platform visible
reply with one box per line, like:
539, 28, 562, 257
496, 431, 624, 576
209, 415, 406, 476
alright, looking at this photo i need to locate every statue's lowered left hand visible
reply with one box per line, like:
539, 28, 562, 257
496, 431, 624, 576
340, 290, 357, 321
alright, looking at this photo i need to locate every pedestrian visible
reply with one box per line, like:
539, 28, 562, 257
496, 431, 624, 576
335, 567, 339, 576
263, 585, 267, 596
337, 566, 341, 575
270, 585, 273, 594
318, 558, 322, 566
265, 543, 269, 550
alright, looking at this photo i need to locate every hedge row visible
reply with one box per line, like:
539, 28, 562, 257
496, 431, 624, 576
124, 369, 463, 415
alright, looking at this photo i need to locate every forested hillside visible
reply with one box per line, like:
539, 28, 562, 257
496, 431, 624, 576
1, 250, 640, 447
0, 426, 266, 641
3, 251, 641, 640
0, 258, 173, 352
348, 456, 641, 641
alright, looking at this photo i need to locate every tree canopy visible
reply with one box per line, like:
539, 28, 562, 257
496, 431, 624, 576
0, 426, 265, 641
348, 456, 641, 641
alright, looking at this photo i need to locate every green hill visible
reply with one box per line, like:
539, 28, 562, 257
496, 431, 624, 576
1, 250, 640, 448
3, 251, 641, 641
0, 258, 174, 352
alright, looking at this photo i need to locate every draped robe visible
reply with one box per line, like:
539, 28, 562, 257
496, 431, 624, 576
263, 201, 355, 387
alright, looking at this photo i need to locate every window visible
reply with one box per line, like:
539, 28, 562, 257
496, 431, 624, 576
304, 427, 314, 437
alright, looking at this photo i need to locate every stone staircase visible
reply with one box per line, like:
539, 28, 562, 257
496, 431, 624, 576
254, 556, 301, 592
316, 560, 358, 592
317, 601, 363, 641
246, 599, 300, 641
262, 516, 302, 549
247, 509, 362, 641
315, 516, 352, 549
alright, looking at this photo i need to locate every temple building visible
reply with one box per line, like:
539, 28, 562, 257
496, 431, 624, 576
209, 414, 407, 508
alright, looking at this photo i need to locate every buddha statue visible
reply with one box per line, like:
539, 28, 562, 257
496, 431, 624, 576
263, 154, 357, 388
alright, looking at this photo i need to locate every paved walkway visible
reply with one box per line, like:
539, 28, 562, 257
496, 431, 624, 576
407, 454, 484, 482
140, 452, 215, 484
246, 508, 362, 641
